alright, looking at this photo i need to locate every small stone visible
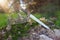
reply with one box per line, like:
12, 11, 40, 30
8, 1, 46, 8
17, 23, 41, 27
6, 25, 11, 31
18, 31, 21, 34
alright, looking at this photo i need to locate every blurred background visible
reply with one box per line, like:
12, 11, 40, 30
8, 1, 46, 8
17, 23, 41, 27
0, 0, 60, 40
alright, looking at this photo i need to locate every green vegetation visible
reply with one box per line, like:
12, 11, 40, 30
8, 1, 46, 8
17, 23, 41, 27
33, 13, 42, 18
0, 11, 60, 29
0, 12, 42, 29
55, 11, 60, 28
0, 11, 60, 40
0, 14, 8, 29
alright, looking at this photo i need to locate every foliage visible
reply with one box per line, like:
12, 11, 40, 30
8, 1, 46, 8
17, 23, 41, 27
10, 23, 31, 40
0, 12, 38, 40
2, 20, 38, 40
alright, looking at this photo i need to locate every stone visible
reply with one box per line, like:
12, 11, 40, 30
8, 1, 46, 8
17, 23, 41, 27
46, 29, 56, 39
39, 35, 53, 40
6, 25, 11, 31
54, 29, 60, 37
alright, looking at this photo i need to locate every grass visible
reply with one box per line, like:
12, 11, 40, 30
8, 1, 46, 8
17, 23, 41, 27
0, 12, 42, 29
33, 13, 42, 18
0, 10, 60, 29
0, 13, 19, 29
0, 13, 8, 29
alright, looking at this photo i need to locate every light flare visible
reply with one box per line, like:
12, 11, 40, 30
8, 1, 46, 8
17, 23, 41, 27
0, 0, 9, 12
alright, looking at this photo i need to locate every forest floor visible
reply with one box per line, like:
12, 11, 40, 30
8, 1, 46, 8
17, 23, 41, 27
0, 11, 60, 40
